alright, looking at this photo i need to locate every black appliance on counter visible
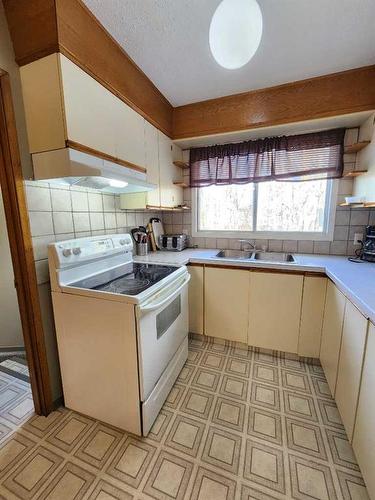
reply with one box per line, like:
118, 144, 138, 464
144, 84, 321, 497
361, 225, 375, 262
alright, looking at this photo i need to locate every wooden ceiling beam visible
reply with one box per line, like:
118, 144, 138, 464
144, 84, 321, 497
172, 65, 375, 139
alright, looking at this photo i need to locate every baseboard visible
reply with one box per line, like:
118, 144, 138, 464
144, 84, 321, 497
188, 332, 320, 366
0, 346, 25, 352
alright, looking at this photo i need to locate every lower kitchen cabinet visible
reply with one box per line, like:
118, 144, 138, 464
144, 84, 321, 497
298, 276, 327, 358
188, 265, 204, 335
335, 301, 368, 441
248, 271, 303, 353
320, 280, 346, 395
205, 267, 249, 343
353, 322, 375, 499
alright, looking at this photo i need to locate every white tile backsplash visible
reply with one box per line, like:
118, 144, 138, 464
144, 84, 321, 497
73, 212, 91, 232
71, 191, 89, 212
350, 210, 370, 226
29, 211, 54, 237
88, 192, 103, 212
53, 212, 74, 234
32, 235, 55, 261
51, 188, 71, 212
89, 212, 105, 230
26, 185, 51, 211
104, 212, 116, 229
25, 182, 156, 284
103, 194, 116, 212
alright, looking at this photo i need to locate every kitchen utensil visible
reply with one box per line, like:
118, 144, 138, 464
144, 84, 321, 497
150, 218, 164, 249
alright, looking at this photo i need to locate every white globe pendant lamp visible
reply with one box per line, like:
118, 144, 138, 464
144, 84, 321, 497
209, 0, 263, 70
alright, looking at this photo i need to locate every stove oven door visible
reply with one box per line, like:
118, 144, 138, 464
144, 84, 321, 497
136, 272, 190, 401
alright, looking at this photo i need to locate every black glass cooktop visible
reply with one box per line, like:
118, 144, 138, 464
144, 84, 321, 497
70, 263, 177, 296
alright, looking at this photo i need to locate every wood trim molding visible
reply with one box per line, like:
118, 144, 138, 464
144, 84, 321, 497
173, 65, 375, 139
3, 0, 173, 137
0, 71, 53, 415
2, 0, 59, 66
66, 140, 147, 174
202, 263, 310, 276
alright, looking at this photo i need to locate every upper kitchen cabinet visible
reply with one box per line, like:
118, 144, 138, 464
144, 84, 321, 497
158, 131, 183, 208
248, 271, 303, 353
144, 121, 161, 207
20, 53, 146, 169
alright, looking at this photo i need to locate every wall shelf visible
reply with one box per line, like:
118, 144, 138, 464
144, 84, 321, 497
173, 160, 189, 169
344, 141, 370, 154
344, 170, 368, 178
339, 202, 375, 208
173, 181, 189, 188
146, 204, 190, 212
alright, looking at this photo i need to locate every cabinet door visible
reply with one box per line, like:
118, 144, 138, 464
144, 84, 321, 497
158, 132, 182, 207
248, 272, 303, 353
20, 53, 66, 153
335, 301, 368, 441
114, 102, 145, 168
60, 54, 117, 157
353, 322, 375, 499
188, 265, 204, 335
205, 267, 249, 343
144, 122, 160, 207
320, 281, 346, 395
298, 277, 327, 358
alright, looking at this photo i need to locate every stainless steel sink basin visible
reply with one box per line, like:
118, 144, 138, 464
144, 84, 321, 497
253, 252, 295, 263
216, 249, 253, 259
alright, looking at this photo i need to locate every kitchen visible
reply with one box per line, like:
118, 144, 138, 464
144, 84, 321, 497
0, 0, 374, 499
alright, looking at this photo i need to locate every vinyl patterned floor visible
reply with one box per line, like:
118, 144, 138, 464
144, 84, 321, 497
0, 336, 370, 500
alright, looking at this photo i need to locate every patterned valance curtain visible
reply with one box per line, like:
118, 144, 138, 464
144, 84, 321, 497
189, 128, 345, 188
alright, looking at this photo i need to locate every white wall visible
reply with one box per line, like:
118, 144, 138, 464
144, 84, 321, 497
0, 189, 23, 347
354, 114, 375, 203
0, 2, 27, 348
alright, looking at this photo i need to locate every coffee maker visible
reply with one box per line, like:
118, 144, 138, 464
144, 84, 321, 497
361, 225, 375, 262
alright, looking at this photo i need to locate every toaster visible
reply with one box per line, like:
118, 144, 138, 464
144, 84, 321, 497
158, 234, 188, 251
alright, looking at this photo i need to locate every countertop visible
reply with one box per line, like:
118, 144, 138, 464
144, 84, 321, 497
135, 248, 375, 324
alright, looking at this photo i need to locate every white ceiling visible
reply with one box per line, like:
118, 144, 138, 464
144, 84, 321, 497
83, 0, 375, 107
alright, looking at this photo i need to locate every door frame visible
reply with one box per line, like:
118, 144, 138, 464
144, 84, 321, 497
0, 68, 52, 415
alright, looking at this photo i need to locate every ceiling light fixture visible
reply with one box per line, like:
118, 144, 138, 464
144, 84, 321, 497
209, 0, 263, 70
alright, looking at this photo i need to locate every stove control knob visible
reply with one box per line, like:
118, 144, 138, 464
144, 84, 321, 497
62, 248, 72, 257
73, 247, 81, 255
119, 239, 126, 245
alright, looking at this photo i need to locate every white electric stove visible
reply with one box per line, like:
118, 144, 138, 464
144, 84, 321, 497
48, 234, 190, 435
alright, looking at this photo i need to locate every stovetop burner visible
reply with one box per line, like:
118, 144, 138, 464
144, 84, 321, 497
69, 263, 178, 296
99, 277, 151, 295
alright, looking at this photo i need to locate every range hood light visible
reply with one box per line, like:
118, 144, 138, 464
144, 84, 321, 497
108, 179, 128, 188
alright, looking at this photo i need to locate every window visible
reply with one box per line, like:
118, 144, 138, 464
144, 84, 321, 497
194, 178, 337, 240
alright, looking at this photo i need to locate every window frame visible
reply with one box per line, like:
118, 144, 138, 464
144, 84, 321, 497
191, 179, 338, 241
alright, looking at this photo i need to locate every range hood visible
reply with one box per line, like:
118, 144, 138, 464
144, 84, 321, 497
31, 147, 156, 194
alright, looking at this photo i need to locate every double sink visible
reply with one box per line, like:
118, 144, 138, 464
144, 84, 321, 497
216, 249, 295, 263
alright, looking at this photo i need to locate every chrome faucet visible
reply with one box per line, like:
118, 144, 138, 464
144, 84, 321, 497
239, 239, 256, 251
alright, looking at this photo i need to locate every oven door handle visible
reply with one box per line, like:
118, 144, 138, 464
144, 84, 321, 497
140, 274, 191, 312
